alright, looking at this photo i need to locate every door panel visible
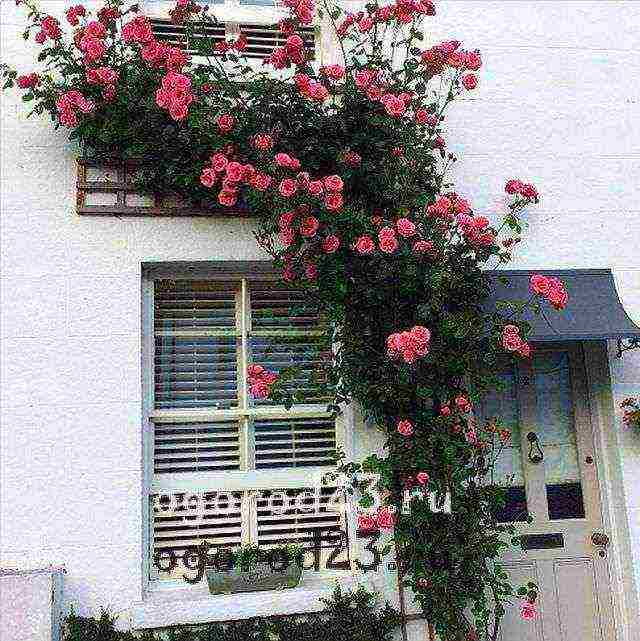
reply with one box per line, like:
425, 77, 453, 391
554, 558, 601, 641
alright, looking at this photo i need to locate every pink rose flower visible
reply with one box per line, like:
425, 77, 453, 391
505, 179, 524, 194
322, 235, 341, 253
396, 218, 417, 237
279, 178, 298, 198
343, 151, 361, 167
465, 51, 482, 70
357, 513, 378, 532
462, 74, 478, 90
381, 93, 406, 117
530, 275, 549, 296
254, 133, 274, 150
279, 228, 296, 247
279, 211, 296, 228
274, 152, 293, 167
299, 216, 319, 237
416, 471, 430, 485
355, 235, 375, 255
440, 404, 451, 416
200, 168, 217, 188
252, 173, 273, 191
455, 395, 472, 413
225, 161, 245, 183
375, 506, 396, 530
397, 420, 414, 436
217, 113, 235, 133
323, 175, 344, 192
413, 240, 434, 254
250, 381, 270, 398
307, 180, 324, 196
379, 235, 399, 254
324, 193, 343, 211
520, 602, 537, 621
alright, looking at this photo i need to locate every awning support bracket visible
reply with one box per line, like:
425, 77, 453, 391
616, 337, 640, 359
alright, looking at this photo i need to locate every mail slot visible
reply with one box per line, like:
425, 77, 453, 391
521, 533, 565, 550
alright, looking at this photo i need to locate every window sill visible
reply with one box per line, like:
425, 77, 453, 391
131, 573, 359, 629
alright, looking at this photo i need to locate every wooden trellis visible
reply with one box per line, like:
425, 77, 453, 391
76, 157, 249, 217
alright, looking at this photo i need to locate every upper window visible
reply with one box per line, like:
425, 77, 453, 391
144, 270, 348, 587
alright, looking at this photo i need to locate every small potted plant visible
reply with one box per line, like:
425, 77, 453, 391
205, 543, 304, 595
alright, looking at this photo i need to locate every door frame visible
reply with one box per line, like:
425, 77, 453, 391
582, 341, 639, 641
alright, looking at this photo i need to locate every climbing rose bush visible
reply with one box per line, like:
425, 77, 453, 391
3, 1, 567, 639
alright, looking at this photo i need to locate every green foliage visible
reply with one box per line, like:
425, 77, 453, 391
61, 585, 399, 641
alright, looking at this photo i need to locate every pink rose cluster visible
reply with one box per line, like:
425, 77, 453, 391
65, 4, 86, 26
529, 274, 568, 310
56, 90, 95, 128
214, 34, 247, 55
281, 0, 315, 25
455, 213, 496, 248
35, 16, 62, 44
352, 216, 434, 257
505, 179, 539, 202
200, 151, 273, 207
420, 40, 482, 90
425, 192, 471, 222
77, 21, 108, 64
86, 66, 119, 101
387, 326, 431, 364
265, 33, 308, 69
294, 73, 330, 102
155, 71, 194, 121
501, 325, 531, 358
122, 15, 154, 44
270, 160, 344, 212
142, 41, 189, 72
440, 395, 473, 416
357, 506, 396, 532
247, 364, 278, 399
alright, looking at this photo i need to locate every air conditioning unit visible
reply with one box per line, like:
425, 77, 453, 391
0, 567, 65, 641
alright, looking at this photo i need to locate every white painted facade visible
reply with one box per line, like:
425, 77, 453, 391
1, 1, 639, 639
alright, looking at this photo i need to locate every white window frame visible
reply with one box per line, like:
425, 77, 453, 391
142, 0, 340, 68
141, 261, 357, 596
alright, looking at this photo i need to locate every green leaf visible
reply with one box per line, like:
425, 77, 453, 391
22, 93, 34, 102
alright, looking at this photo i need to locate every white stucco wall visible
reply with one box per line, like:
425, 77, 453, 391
1, 0, 639, 634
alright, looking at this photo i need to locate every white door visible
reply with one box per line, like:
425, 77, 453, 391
478, 344, 617, 641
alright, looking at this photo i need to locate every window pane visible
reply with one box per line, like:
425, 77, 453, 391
154, 280, 239, 409
254, 416, 336, 469
150, 490, 244, 582
249, 283, 332, 405
477, 365, 528, 522
533, 351, 586, 520
154, 420, 241, 474
155, 336, 238, 408
256, 486, 347, 569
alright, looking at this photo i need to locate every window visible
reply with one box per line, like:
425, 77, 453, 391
143, 266, 350, 587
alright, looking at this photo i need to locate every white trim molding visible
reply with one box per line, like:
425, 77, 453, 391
583, 341, 640, 641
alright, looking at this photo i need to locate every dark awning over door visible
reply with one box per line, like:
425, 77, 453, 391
484, 269, 640, 342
